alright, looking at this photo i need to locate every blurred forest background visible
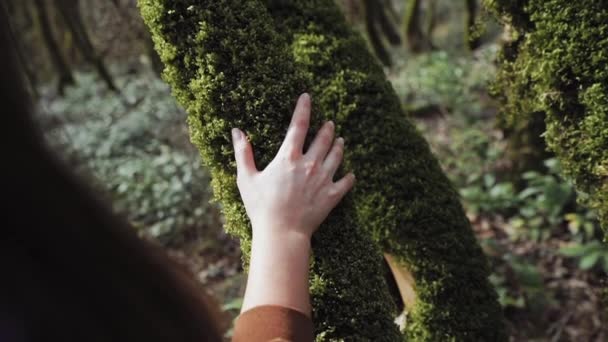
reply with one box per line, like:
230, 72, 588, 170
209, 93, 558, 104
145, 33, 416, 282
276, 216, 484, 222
5, 0, 607, 340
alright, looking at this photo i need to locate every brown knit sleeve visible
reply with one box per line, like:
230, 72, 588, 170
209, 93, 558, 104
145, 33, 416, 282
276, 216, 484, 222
232, 305, 314, 342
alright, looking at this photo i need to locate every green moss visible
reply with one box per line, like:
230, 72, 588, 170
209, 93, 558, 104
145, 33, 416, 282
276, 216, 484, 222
263, 1, 506, 340
138, 0, 400, 340
485, 0, 608, 236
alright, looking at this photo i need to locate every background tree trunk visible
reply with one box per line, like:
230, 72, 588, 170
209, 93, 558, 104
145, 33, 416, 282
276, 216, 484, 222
404, 0, 433, 53
33, 0, 75, 95
376, 0, 401, 46
363, 0, 392, 66
144, 34, 164, 75
56, 0, 118, 92
465, 0, 482, 50
3, 0, 39, 97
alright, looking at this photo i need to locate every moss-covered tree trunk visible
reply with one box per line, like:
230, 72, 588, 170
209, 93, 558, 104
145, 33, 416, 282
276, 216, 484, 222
263, 1, 506, 340
484, 0, 608, 236
138, 1, 400, 340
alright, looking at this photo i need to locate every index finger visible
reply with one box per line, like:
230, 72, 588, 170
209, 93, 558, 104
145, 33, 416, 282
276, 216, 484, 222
279, 93, 311, 158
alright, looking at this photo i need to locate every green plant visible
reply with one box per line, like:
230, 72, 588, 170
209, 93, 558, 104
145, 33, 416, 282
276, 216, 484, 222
487, 252, 546, 310
508, 159, 574, 241
564, 211, 599, 243
431, 121, 517, 215
431, 120, 582, 242
391, 49, 498, 118
560, 241, 608, 273
460, 174, 518, 215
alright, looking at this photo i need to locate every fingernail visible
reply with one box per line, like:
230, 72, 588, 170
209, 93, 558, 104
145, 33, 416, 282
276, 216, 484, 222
231, 128, 241, 142
337, 137, 344, 145
301, 93, 310, 101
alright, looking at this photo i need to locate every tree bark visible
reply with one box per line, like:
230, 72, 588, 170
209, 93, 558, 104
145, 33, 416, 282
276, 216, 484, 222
465, 0, 482, 50
376, 0, 401, 46
56, 0, 118, 92
144, 33, 163, 75
33, 0, 75, 95
363, 0, 392, 66
3, 0, 39, 97
404, 0, 433, 53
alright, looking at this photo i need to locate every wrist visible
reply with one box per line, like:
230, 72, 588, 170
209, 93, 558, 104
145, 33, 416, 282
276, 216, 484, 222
251, 223, 313, 248
243, 225, 313, 316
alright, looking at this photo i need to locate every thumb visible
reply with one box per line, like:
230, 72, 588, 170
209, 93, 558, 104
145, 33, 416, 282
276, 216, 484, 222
232, 128, 257, 178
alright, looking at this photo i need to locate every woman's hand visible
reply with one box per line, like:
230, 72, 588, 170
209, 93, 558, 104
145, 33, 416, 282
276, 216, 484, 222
233, 93, 356, 316
232, 93, 355, 241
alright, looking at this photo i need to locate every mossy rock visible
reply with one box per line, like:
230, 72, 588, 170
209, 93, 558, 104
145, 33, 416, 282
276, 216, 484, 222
484, 0, 608, 236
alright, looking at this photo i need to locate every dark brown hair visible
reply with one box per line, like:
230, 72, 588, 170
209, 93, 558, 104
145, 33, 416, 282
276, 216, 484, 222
0, 5, 224, 342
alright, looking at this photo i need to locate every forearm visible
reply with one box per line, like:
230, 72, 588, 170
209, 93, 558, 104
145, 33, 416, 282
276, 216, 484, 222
241, 230, 312, 316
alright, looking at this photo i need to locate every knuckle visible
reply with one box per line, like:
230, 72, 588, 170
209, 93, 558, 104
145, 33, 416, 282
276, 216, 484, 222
327, 187, 341, 199
305, 160, 318, 176
320, 132, 332, 145
286, 148, 300, 162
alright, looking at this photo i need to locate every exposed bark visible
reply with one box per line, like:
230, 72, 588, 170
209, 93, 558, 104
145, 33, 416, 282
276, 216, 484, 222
384, 254, 416, 309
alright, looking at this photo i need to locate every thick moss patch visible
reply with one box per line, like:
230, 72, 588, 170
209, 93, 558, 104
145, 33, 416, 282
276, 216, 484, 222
263, 1, 506, 340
